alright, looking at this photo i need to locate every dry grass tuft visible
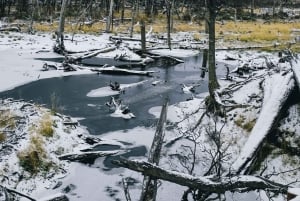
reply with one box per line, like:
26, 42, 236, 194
0, 110, 16, 129
17, 135, 50, 174
39, 114, 54, 137
234, 115, 256, 132
0, 132, 6, 142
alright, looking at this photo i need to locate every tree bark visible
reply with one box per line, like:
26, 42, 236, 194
112, 159, 288, 194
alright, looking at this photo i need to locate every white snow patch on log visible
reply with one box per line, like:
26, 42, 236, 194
87, 80, 148, 97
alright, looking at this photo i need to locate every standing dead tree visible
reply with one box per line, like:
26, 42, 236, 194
140, 99, 168, 201
54, 0, 67, 54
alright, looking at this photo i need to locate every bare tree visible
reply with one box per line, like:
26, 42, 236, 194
54, 0, 67, 54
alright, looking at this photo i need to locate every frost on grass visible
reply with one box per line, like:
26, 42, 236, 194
0, 99, 91, 197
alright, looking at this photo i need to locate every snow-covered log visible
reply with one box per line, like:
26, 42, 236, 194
66, 46, 116, 63
58, 150, 119, 162
91, 66, 156, 76
112, 159, 288, 194
231, 71, 295, 174
0, 26, 21, 32
109, 35, 157, 43
0, 185, 36, 201
38, 193, 69, 201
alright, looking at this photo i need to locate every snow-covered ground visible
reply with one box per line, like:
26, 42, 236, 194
0, 30, 300, 201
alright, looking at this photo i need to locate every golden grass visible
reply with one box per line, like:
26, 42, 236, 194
217, 21, 300, 43
0, 110, 15, 129
32, 16, 300, 46
17, 135, 47, 174
0, 132, 6, 142
39, 114, 54, 137
234, 115, 256, 132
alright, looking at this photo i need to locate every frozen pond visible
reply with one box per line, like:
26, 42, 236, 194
0, 53, 222, 134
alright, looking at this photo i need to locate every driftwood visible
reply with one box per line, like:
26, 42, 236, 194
58, 150, 118, 163
231, 71, 295, 174
140, 100, 168, 201
112, 159, 288, 194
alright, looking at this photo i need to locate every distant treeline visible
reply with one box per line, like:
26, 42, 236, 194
0, 0, 299, 21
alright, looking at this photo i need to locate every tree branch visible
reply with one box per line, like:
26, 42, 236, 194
112, 158, 288, 194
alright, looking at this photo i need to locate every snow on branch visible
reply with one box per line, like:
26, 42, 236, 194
112, 158, 288, 194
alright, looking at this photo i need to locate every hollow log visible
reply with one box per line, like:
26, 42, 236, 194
112, 158, 288, 194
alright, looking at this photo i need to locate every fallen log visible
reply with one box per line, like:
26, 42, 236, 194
91, 66, 156, 76
66, 46, 116, 63
112, 158, 288, 194
231, 71, 295, 174
109, 35, 157, 44
38, 193, 69, 201
0, 26, 20, 32
0, 185, 36, 201
59, 150, 119, 163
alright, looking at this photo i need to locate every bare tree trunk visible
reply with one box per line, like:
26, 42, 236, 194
55, 0, 67, 54
206, 0, 220, 113
166, 0, 172, 50
130, 0, 137, 38
106, 0, 114, 32
140, 100, 168, 201
140, 20, 146, 53
251, 0, 255, 20
121, 0, 125, 23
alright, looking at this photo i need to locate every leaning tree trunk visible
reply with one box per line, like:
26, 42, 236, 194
140, 100, 168, 201
55, 0, 67, 54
